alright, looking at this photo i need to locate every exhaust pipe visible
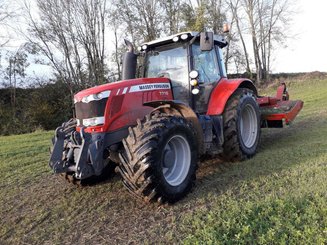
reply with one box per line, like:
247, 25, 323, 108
121, 39, 137, 80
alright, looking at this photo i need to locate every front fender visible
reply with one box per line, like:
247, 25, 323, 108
207, 78, 257, 115
144, 100, 205, 155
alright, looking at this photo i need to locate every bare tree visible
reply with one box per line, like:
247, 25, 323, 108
259, 0, 292, 80
110, 0, 138, 44
179, 0, 208, 32
72, 0, 107, 86
230, 47, 248, 74
229, 0, 252, 76
242, 0, 293, 82
243, 0, 262, 82
109, 8, 124, 80
159, 0, 182, 35
3, 44, 29, 113
136, 0, 162, 41
223, 16, 236, 73
22, 0, 109, 98
206, 0, 226, 34
0, 0, 15, 47
111, 0, 162, 44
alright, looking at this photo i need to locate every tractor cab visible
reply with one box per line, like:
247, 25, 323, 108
123, 32, 229, 113
129, 31, 303, 125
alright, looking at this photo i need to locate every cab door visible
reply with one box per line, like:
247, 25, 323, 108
192, 43, 221, 113
144, 44, 190, 106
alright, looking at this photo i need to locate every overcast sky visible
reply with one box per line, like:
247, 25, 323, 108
1, 0, 326, 79
273, 0, 327, 72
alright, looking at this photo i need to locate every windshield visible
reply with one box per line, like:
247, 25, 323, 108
144, 45, 188, 87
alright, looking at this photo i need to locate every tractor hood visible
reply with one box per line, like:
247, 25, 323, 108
73, 77, 173, 133
74, 77, 171, 103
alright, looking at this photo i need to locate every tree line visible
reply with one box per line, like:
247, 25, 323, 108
0, 0, 294, 135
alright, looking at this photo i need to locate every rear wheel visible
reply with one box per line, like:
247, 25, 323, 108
117, 112, 198, 203
221, 88, 261, 161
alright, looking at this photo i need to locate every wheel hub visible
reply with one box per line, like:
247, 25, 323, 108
163, 148, 175, 169
162, 135, 191, 186
240, 104, 258, 148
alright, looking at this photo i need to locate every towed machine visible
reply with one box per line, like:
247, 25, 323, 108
49, 31, 303, 203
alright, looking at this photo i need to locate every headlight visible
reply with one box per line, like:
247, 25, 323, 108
190, 79, 198, 86
97, 90, 110, 99
181, 34, 189, 40
172, 36, 179, 42
80, 90, 111, 103
83, 116, 105, 127
192, 87, 200, 95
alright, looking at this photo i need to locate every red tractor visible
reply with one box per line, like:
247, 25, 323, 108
49, 32, 303, 203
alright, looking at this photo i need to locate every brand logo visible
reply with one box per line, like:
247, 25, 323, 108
129, 83, 171, 92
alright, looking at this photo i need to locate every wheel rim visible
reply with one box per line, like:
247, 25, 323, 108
240, 104, 258, 148
162, 135, 191, 186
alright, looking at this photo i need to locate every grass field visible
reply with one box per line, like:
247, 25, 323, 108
0, 76, 326, 244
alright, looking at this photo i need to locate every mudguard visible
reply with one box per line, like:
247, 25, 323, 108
144, 100, 205, 154
206, 78, 257, 115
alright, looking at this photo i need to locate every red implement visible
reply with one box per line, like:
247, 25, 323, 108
257, 83, 304, 127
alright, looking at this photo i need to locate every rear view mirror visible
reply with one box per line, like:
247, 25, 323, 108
200, 32, 213, 51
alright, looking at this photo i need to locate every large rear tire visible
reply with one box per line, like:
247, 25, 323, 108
117, 112, 198, 203
221, 88, 261, 161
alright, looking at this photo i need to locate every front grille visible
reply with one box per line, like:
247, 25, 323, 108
75, 98, 108, 126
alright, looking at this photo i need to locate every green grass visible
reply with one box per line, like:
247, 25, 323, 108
181, 78, 327, 244
0, 77, 326, 244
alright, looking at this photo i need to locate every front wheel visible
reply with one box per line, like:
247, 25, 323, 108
117, 112, 198, 203
221, 88, 261, 161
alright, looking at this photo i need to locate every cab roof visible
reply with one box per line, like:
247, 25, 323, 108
140, 31, 228, 49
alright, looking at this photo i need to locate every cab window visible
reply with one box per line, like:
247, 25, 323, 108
216, 45, 227, 77
192, 43, 220, 83
144, 44, 188, 88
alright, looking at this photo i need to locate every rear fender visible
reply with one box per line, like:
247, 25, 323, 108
207, 78, 257, 115
144, 100, 204, 154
